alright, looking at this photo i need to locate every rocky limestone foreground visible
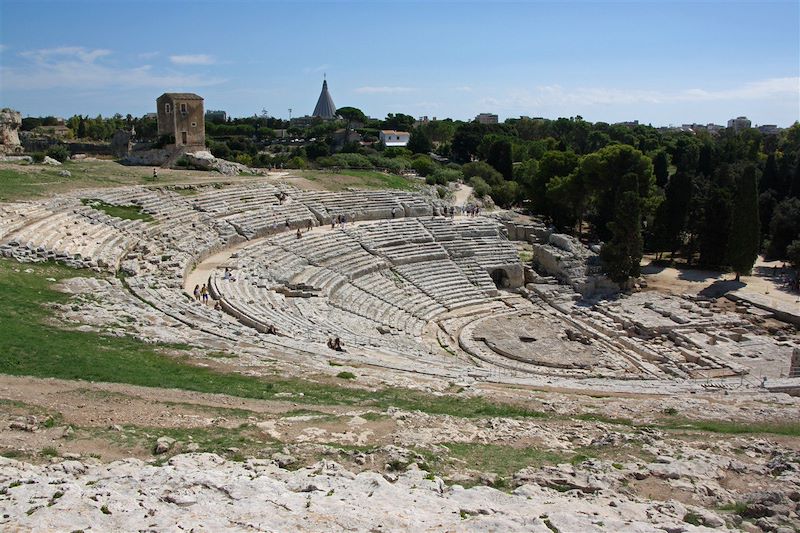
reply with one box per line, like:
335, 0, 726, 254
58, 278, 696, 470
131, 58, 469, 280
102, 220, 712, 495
0, 453, 733, 532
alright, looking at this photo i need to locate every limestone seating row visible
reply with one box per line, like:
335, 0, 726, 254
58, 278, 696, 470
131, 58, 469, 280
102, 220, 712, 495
266, 231, 389, 280
453, 258, 499, 296
244, 248, 310, 286
273, 231, 364, 265
346, 219, 434, 251
1, 208, 143, 269
377, 241, 449, 266
350, 271, 446, 323
394, 260, 488, 310
0, 203, 55, 241
211, 273, 320, 339
442, 238, 518, 264
420, 218, 502, 241
328, 282, 422, 335
212, 271, 412, 350
189, 184, 283, 214
290, 265, 348, 296
223, 203, 317, 239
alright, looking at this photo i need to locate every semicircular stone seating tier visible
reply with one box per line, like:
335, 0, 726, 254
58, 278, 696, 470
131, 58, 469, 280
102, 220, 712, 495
0, 182, 522, 365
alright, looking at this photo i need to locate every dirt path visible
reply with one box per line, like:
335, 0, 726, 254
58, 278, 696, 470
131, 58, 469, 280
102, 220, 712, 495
454, 182, 474, 206
641, 255, 799, 308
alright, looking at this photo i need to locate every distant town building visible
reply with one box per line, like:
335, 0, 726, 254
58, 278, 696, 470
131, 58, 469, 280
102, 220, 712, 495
205, 110, 228, 123
312, 79, 337, 120
757, 124, 781, 135
156, 92, 205, 147
35, 124, 72, 138
615, 120, 640, 128
379, 130, 410, 147
332, 128, 363, 150
475, 113, 498, 125
143, 113, 157, 121
727, 116, 751, 132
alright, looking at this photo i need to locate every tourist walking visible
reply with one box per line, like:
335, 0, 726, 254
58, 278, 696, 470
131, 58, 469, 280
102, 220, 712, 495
193, 284, 201, 301
200, 283, 209, 303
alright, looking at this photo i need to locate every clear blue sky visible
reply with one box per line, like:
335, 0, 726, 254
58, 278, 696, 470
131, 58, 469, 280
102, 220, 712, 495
1, 0, 798, 126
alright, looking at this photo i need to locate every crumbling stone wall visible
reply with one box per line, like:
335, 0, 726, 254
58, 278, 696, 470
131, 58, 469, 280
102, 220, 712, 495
0, 108, 23, 155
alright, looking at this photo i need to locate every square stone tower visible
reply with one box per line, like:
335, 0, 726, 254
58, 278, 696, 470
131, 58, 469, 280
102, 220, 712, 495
156, 93, 205, 148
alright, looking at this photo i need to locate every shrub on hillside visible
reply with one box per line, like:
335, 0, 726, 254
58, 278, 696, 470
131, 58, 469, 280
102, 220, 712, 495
287, 156, 308, 169
411, 155, 437, 177
470, 176, 491, 198
369, 155, 409, 174
318, 153, 373, 169
382, 147, 412, 159
46, 145, 71, 162
462, 161, 504, 186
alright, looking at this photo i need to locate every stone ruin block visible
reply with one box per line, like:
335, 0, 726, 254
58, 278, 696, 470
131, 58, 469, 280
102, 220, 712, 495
0, 108, 23, 155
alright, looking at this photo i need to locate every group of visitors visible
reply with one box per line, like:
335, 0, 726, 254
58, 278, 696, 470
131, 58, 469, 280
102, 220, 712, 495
462, 205, 481, 217
193, 283, 209, 303
276, 191, 288, 205
327, 336, 345, 352
331, 213, 353, 229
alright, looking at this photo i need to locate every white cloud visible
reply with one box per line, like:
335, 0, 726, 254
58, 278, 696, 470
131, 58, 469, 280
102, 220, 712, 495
2, 46, 224, 91
20, 46, 111, 64
355, 86, 416, 94
482, 78, 800, 110
169, 54, 215, 65
138, 51, 160, 59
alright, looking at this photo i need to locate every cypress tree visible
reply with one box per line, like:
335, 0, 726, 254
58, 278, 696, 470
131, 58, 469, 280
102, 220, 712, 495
487, 139, 513, 180
651, 171, 692, 258
726, 164, 760, 281
600, 173, 644, 284
653, 150, 669, 189
699, 189, 733, 267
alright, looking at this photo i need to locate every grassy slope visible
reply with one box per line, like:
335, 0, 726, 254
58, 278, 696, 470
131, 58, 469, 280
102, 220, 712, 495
80, 199, 154, 222
0, 162, 155, 201
297, 169, 418, 191
0, 161, 420, 202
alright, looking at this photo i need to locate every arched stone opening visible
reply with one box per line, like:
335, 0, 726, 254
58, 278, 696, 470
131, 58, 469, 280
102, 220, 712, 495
490, 268, 511, 288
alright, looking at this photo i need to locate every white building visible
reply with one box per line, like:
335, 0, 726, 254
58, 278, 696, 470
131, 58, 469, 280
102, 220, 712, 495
379, 130, 410, 147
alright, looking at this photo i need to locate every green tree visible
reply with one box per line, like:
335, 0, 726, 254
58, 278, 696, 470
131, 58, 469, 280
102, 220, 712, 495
336, 106, 366, 144
726, 164, 760, 281
546, 170, 587, 231
582, 144, 654, 241
407, 128, 432, 154
698, 189, 733, 267
787, 239, 800, 269
600, 173, 644, 284
651, 171, 692, 258
487, 139, 513, 179
653, 150, 670, 188
411, 155, 437, 177
766, 197, 800, 260
530, 150, 579, 217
